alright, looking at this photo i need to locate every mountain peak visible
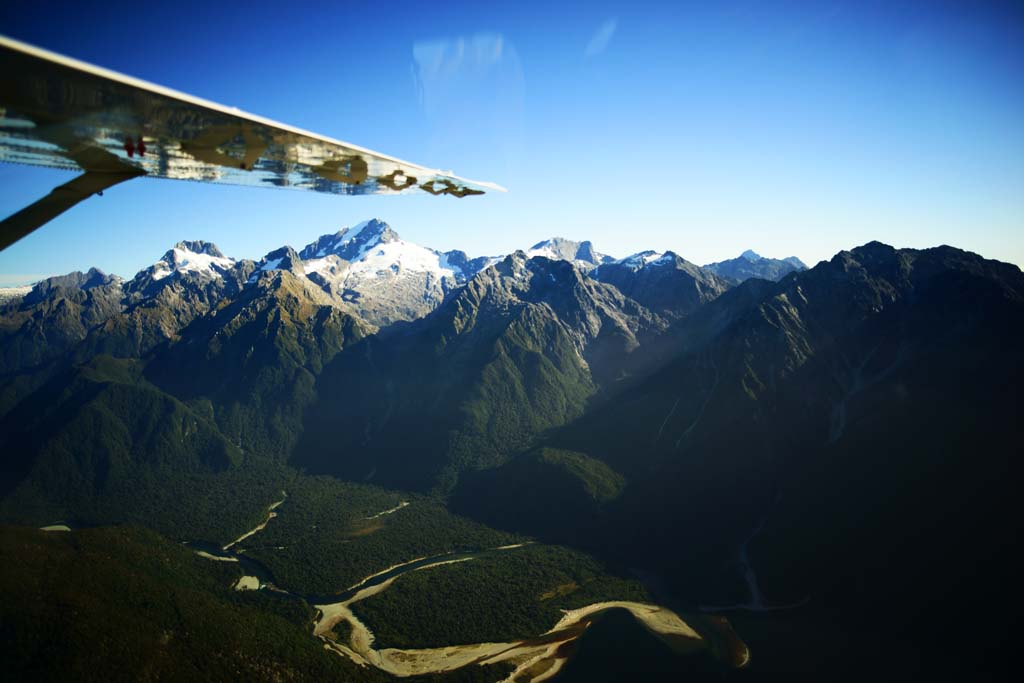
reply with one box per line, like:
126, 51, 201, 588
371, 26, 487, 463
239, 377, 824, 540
850, 241, 897, 258
704, 250, 807, 283
525, 237, 613, 268
783, 256, 808, 269
610, 250, 668, 271
149, 241, 234, 281
528, 237, 568, 251
247, 245, 305, 284
338, 218, 396, 245
26, 268, 120, 302
172, 240, 226, 259
299, 219, 399, 262
740, 249, 761, 261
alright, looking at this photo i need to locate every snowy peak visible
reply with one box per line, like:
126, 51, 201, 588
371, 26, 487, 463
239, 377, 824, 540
174, 240, 226, 259
149, 241, 234, 281
591, 251, 682, 280
292, 219, 470, 327
337, 237, 462, 280
299, 219, 466, 285
525, 237, 613, 268
298, 219, 398, 262
611, 250, 668, 271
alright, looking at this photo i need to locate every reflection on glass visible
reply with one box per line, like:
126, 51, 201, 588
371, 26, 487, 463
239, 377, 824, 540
0, 37, 503, 199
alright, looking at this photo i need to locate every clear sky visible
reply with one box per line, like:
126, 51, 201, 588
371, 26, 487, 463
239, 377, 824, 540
1, 0, 1022, 284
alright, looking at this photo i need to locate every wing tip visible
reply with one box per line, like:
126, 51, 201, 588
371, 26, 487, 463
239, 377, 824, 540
438, 174, 508, 194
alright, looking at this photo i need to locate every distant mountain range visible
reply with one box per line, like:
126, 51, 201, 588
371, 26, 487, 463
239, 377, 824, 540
1, 220, 1020, 679
0, 219, 805, 368
0, 219, 809, 497
704, 249, 806, 283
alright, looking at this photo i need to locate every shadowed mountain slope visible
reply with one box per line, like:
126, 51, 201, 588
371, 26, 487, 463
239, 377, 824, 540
297, 253, 666, 492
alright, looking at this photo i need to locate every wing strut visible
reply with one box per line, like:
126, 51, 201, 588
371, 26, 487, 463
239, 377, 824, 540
0, 169, 144, 250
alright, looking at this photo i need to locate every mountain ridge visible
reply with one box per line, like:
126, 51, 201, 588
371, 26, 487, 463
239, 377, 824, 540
1, 232, 1020, 680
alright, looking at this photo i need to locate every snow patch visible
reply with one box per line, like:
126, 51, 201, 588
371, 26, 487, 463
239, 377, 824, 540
247, 257, 285, 284
152, 247, 234, 281
260, 258, 284, 272
436, 252, 465, 279
303, 257, 340, 277
616, 251, 664, 269
347, 240, 458, 280
526, 244, 558, 260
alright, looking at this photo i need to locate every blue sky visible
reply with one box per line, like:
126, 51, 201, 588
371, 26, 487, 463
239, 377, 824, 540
1, 0, 1022, 284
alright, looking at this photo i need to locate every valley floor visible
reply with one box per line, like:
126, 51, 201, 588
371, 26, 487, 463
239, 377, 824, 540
177, 484, 745, 681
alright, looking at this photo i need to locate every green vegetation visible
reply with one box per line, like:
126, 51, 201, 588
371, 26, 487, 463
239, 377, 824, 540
1, 239, 1019, 679
146, 272, 369, 460
0, 524, 389, 682
449, 447, 625, 542
534, 448, 625, 502
0, 356, 292, 544
0, 270, 124, 376
0, 462, 288, 545
351, 544, 650, 648
0, 524, 560, 683
299, 279, 602, 495
240, 475, 520, 595
443, 308, 598, 481
329, 618, 353, 643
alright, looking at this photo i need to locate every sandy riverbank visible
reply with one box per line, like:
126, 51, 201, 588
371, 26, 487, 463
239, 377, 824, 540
195, 550, 239, 562
223, 493, 286, 550
366, 501, 410, 519
313, 546, 708, 681
234, 575, 261, 591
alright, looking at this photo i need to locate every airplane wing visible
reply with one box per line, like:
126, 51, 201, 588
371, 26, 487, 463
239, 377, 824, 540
0, 35, 504, 249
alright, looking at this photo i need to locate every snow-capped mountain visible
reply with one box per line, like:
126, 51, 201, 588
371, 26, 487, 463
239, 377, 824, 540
125, 240, 252, 306
148, 241, 236, 282
126, 240, 252, 305
292, 220, 467, 327
299, 219, 395, 262
3, 219, 811, 355
301, 220, 462, 282
524, 237, 614, 269
285, 224, 619, 325
602, 250, 671, 271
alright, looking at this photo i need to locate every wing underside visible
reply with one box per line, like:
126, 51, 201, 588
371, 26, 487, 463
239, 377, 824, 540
0, 35, 503, 199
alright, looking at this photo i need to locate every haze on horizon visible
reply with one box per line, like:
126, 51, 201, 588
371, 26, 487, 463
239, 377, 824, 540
1, 0, 1021, 285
